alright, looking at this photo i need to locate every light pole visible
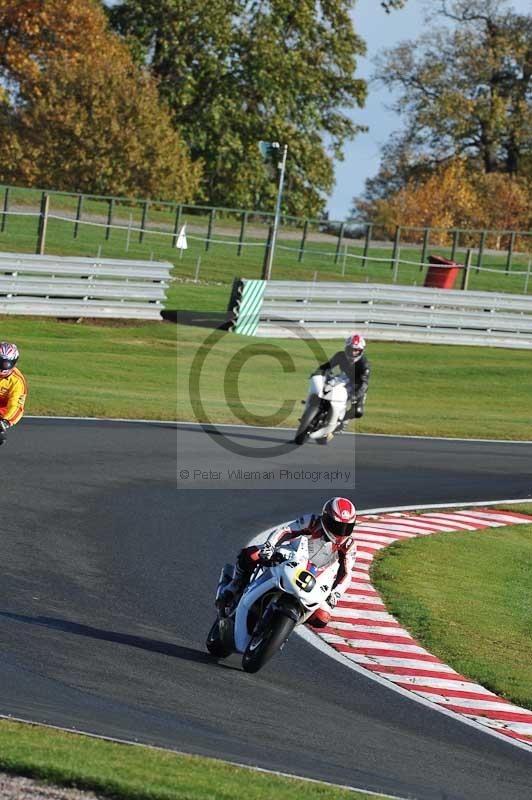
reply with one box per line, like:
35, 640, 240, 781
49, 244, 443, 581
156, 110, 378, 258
260, 142, 288, 280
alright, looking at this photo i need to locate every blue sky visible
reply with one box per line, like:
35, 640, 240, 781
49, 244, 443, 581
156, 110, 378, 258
326, 0, 530, 220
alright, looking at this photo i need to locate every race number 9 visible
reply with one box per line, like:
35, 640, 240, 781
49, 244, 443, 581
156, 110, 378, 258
294, 568, 316, 592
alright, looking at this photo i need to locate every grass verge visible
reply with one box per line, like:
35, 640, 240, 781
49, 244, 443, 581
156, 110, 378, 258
2, 204, 530, 297
0, 720, 387, 800
0, 317, 176, 420
371, 508, 532, 709
177, 323, 532, 440
1, 316, 531, 439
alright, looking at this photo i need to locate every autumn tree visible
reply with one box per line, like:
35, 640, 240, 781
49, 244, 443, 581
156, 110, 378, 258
0, 0, 201, 200
370, 161, 478, 242
353, 0, 532, 217
368, 160, 530, 245
0, 0, 120, 96
109, 0, 367, 217
468, 171, 531, 236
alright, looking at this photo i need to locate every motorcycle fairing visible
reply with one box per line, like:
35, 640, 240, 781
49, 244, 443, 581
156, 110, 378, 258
304, 373, 350, 439
233, 536, 339, 653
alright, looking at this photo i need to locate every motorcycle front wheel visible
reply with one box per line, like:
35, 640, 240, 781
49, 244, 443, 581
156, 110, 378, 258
206, 619, 233, 658
242, 613, 296, 673
293, 400, 320, 445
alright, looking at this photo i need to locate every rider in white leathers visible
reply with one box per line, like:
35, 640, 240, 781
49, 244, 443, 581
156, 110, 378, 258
220, 497, 357, 628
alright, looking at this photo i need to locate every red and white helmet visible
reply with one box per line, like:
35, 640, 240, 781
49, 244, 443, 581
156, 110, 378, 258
345, 333, 366, 364
0, 342, 19, 377
321, 497, 357, 543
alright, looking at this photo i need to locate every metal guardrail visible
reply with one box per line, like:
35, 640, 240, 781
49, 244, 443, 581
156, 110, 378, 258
230, 280, 532, 348
0, 253, 172, 320
262, 282, 532, 311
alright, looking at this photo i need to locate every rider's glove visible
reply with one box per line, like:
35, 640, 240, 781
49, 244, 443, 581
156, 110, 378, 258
259, 541, 275, 563
327, 590, 341, 608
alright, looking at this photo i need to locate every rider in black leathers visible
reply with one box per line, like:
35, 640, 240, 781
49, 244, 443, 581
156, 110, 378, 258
315, 333, 370, 424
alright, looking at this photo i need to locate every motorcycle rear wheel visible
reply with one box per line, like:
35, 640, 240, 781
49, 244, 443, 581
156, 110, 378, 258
206, 619, 233, 658
242, 613, 296, 673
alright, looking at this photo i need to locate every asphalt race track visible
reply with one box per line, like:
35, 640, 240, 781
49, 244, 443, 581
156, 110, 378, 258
1, 418, 532, 800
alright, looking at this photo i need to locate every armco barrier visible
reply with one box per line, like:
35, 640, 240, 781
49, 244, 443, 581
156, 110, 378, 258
0, 253, 172, 320
227, 279, 532, 349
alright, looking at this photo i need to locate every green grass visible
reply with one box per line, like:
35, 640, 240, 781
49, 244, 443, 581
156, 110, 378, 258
496, 503, 532, 515
2, 200, 531, 298
0, 720, 387, 800
1, 314, 530, 439
0, 317, 176, 419
371, 512, 532, 710
171, 281, 230, 315
177, 323, 532, 439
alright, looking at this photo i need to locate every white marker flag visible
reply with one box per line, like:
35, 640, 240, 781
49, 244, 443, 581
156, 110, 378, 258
176, 224, 188, 250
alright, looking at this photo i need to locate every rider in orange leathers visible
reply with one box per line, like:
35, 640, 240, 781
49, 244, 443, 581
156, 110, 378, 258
0, 343, 27, 445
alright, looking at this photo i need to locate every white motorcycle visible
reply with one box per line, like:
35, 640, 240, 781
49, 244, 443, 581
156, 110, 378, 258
206, 536, 339, 673
293, 371, 350, 445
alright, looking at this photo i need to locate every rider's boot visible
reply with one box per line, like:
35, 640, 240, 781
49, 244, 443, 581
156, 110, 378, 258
218, 564, 247, 607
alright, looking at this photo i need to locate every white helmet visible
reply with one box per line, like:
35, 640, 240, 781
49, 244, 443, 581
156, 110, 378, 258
321, 497, 357, 543
0, 342, 19, 377
345, 333, 366, 364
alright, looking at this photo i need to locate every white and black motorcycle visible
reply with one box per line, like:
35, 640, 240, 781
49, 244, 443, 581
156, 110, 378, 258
206, 536, 339, 673
293, 371, 350, 445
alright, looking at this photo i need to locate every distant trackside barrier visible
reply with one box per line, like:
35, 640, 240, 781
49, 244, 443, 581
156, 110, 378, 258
226, 279, 532, 349
0, 252, 172, 320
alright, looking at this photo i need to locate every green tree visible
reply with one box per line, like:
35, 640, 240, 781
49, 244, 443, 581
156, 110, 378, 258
0, 0, 200, 199
353, 0, 532, 216
109, 0, 367, 217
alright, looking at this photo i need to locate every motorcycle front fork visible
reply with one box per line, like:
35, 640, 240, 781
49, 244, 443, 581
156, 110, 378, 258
215, 563, 235, 617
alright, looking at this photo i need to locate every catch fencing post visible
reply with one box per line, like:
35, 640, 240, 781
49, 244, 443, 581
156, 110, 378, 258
298, 220, 308, 263
105, 198, 114, 241
525, 259, 531, 294
73, 194, 83, 239
450, 229, 459, 262
206, 208, 215, 252
505, 232, 515, 273
334, 222, 345, 265
392, 245, 401, 283
1, 187, 10, 233
420, 227, 430, 271
391, 226, 401, 272
36, 192, 49, 255
139, 201, 149, 243
362, 223, 372, 269
461, 249, 472, 291
126, 213, 133, 252
238, 211, 247, 256
476, 230, 486, 274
